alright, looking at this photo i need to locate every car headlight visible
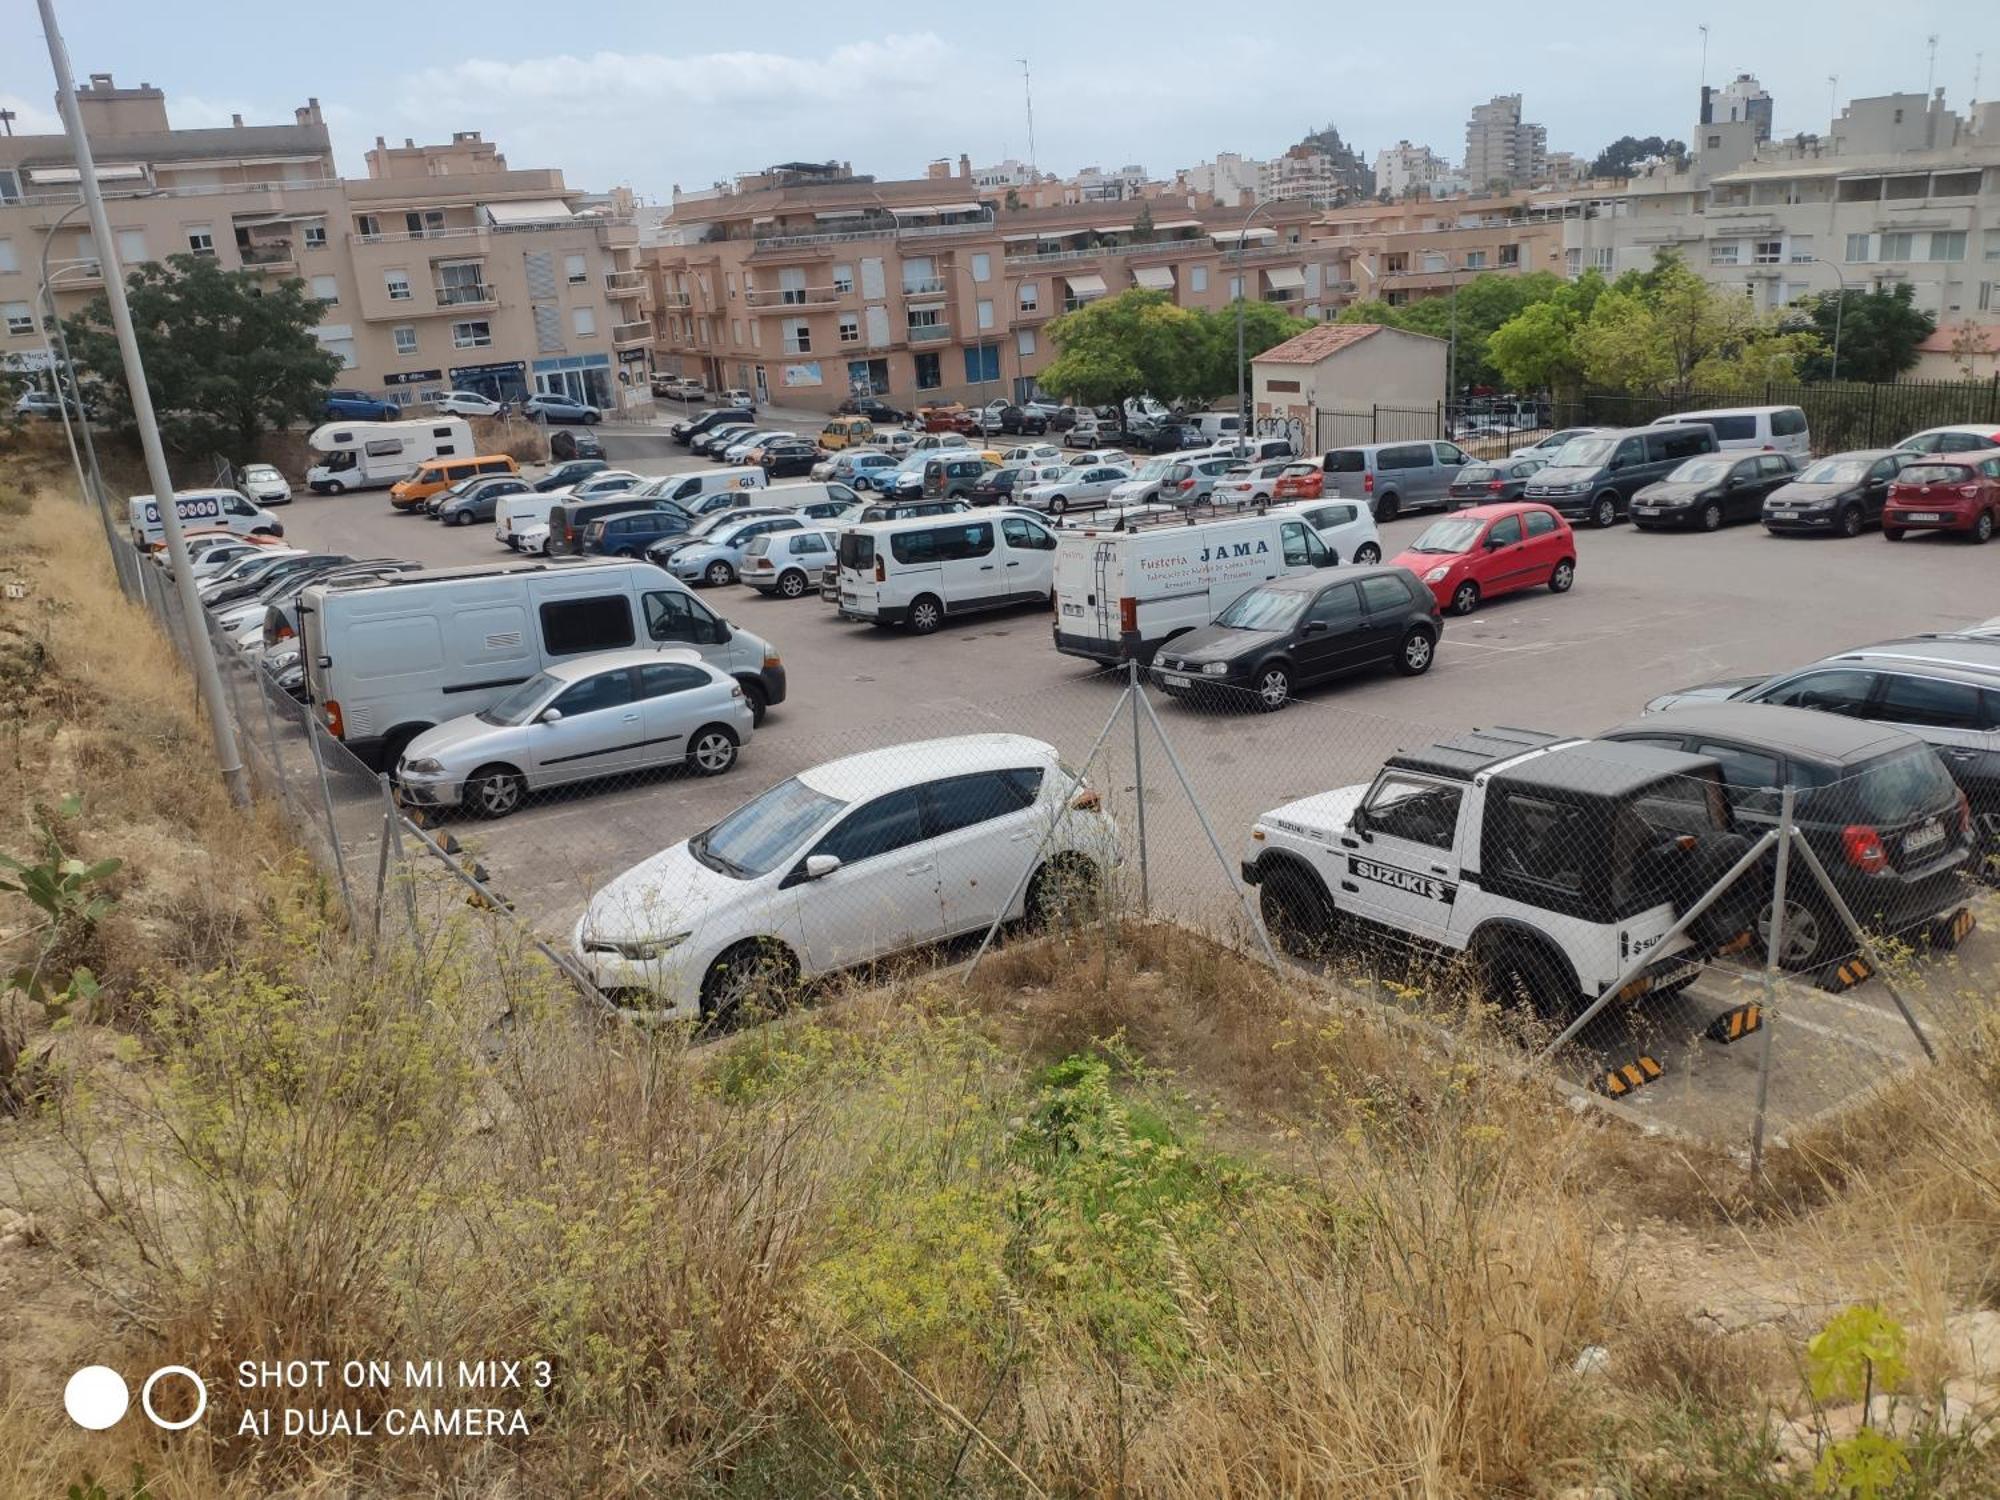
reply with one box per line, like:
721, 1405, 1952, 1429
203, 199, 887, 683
1424, 566, 1451, 583
616, 931, 690, 961
1201, 661, 1230, 677
402, 757, 445, 775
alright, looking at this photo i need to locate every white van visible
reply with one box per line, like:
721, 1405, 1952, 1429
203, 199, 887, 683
761, 480, 865, 519
1188, 412, 1244, 443
835, 511, 1061, 633
1651, 405, 1809, 459
300, 559, 787, 769
306, 417, 476, 493
128, 488, 284, 550
1052, 510, 1336, 664
635, 465, 767, 510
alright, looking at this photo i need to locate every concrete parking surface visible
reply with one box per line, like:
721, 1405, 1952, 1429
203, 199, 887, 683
268, 418, 1999, 1141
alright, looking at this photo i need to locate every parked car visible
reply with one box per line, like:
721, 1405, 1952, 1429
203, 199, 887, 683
1065, 415, 1107, 449
534, 459, 608, 492
692, 423, 757, 458
818, 416, 875, 451
202, 551, 351, 610
1322, 441, 1473, 522
549, 428, 605, 462
525, 392, 602, 425
920, 455, 1000, 500
1883, 455, 2000, 542
721, 430, 793, 465
571, 734, 1113, 1020
12, 389, 89, 421
1151, 567, 1442, 709
672, 406, 755, 444
1107, 453, 1240, 510
970, 461, 1065, 506
1269, 499, 1382, 564
997, 404, 1049, 435
1062, 449, 1130, 470
822, 451, 903, 490
1509, 427, 1604, 461
1389, 502, 1576, 617
855, 498, 971, 524
1896, 424, 2000, 455
397, 648, 750, 819
183, 538, 267, 581
1210, 459, 1296, 507
1762, 450, 1918, 537
238, 463, 294, 506
1631, 452, 1797, 531
322, 389, 399, 420
434, 474, 532, 526
1447, 457, 1545, 507
581, 508, 698, 558
432, 390, 504, 418
720, 388, 756, 410
1126, 419, 1209, 454
876, 429, 917, 456
1521, 424, 1719, 529
1598, 702, 1975, 970
743, 527, 837, 598
546, 488, 676, 555
837, 396, 907, 424
999, 443, 1063, 465
656, 512, 808, 586
759, 437, 822, 478
1652, 404, 1811, 459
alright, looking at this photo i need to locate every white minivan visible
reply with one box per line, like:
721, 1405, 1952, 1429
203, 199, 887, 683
1651, 405, 1810, 458
300, 558, 787, 770
835, 512, 1061, 633
128, 488, 285, 551
635, 466, 767, 510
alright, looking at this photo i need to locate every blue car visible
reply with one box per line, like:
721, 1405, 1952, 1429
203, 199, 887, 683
524, 392, 602, 425
323, 388, 399, 420
579, 508, 697, 557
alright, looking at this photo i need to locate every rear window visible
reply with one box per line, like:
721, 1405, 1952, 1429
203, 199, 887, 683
1818, 746, 1962, 825
1458, 464, 1501, 483
1770, 408, 1808, 437
1898, 464, 1974, 485
1323, 450, 1366, 473
1649, 427, 1714, 461
838, 533, 875, 570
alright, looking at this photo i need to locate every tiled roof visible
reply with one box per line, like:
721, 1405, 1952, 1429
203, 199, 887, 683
1252, 323, 1387, 364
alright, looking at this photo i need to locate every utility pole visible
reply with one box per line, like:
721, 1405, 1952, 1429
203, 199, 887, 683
1698, 23, 1709, 93
1017, 59, 1038, 178
37, 0, 249, 805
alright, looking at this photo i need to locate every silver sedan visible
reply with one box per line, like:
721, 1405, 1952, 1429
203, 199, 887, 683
397, 647, 754, 818
1016, 463, 1134, 517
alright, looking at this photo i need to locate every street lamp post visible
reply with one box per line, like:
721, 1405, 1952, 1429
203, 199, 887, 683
1234, 197, 1284, 437
1807, 257, 1848, 382
949, 261, 1006, 426
34, 198, 94, 503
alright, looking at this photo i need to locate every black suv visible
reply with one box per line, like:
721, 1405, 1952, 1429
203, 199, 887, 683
997, 404, 1049, 435
1127, 419, 1207, 454
671, 406, 755, 444
1151, 566, 1442, 710
1646, 635, 2000, 881
1602, 702, 1976, 969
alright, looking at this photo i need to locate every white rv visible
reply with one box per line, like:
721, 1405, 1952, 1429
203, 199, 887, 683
299, 558, 787, 769
305, 417, 476, 494
1051, 510, 1336, 664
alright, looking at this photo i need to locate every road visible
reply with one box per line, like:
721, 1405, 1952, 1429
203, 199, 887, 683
266, 418, 1999, 1140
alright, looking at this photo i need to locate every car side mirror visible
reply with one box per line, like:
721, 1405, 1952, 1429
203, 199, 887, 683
804, 853, 842, 881
1608, 458, 1626, 471
1350, 808, 1372, 840
539, 708, 563, 724
1301, 619, 1328, 636
1485, 535, 1506, 550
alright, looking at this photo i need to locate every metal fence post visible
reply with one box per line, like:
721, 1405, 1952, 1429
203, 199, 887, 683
1127, 658, 1149, 914
254, 667, 289, 806
1748, 784, 1795, 1179
379, 775, 422, 940
303, 714, 357, 928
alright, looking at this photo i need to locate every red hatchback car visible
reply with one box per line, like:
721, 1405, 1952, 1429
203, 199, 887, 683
1271, 462, 1324, 500
1390, 501, 1577, 616
1883, 455, 2000, 543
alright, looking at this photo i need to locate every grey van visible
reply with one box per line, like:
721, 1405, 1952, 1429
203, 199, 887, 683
1522, 424, 1719, 528
1320, 441, 1472, 522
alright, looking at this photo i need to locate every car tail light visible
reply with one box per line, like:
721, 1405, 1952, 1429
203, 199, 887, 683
1841, 824, 1887, 873
1488, 480, 1504, 493
1363, 471, 1375, 494
272, 620, 296, 642
1958, 789, 1972, 835
874, 557, 886, 583
1119, 597, 1137, 634
1961, 485, 1981, 499
322, 700, 344, 738
1070, 787, 1101, 811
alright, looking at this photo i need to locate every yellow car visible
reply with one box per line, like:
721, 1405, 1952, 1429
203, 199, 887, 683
819, 417, 875, 451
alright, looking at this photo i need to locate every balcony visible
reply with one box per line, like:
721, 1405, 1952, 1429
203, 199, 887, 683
612, 321, 653, 349
1003, 234, 1210, 268
902, 276, 947, 298
659, 291, 694, 309
744, 285, 843, 309
239, 241, 297, 273
605, 269, 649, 295
434, 283, 497, 309
907, 323, 952, 343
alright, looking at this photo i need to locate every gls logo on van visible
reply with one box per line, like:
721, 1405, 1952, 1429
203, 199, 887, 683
1199, 540, 1270, 562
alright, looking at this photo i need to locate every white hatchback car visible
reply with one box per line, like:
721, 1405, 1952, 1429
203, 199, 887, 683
1269, 498, 1383, 564
574, 733, 1115, 1019
397, 648, 751, 819
433, 390, 505, 419
239, 463, 294, 506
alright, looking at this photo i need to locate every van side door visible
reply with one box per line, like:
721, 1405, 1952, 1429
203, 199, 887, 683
999, 515, 1058, 603
1427, 442, 1470, 503
942, 520, 1000, 609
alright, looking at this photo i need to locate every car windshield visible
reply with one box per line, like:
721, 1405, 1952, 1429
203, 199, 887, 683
1550, 437, 1617, 467
477, 672, 560, 726
246, 466, 280, 480
690, 777, 848, 879
1407, 517, 1486, 554
1796, 457, 1874, 485
1668, 458, 1733, 484
688, 510, 748, 538
1215, 587, 1308, 631
1134, 459, 1173, 480
1899, 464, 1974, 485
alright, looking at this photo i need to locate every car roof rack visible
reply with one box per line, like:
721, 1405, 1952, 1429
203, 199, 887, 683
1090, 498, 1275, 533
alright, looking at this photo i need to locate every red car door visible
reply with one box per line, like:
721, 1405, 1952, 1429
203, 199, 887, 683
1477, 512, 1528, 595
1520, 507, 1567, 582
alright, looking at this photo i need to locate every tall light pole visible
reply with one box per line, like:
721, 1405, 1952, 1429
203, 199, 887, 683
1234, 197, 1284, 435
949, 260, 1000, 418
38, 0, 249, 804
34, 198, 93, 503
1806, 256, 1848, 381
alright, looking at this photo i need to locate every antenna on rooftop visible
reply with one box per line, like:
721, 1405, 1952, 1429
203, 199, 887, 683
0, 108, 15, 136
1926, 33, 1939, 96
1018, 58, 1037, 177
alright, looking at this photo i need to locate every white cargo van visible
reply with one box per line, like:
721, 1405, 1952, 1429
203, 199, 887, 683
760, 480, 864, 519
835, 511, 1061, 633
635, 466, 767, 510
1052, 510, 1336, 664
1188, 412, 1244, 443
300, 559, 787, 769
305, 417, 476, 493
1650, 405, 1809, 459
128, 488, 285, 550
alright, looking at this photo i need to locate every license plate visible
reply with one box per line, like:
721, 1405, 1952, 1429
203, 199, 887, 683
1061, 603, 1085, 616
1162, 673, 1191, 689
1906, 511, 1942, 522
1633, 505, 1659, 515
1905, 821, 1944, 854
839, 592, 857, 603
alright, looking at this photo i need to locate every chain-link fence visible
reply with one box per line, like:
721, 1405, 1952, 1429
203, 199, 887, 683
104, 524, 1989, 1168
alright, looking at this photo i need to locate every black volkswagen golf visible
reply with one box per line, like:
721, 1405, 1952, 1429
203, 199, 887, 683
1631, 452, 1797, 531
1151, 566, 1442, 711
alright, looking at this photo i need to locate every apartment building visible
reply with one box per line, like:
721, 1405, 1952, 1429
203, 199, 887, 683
1374, 141, 1451, 199
1308, 192, 1575, 308
0, 75, 650, 414
643, 170, 1350, 412
1463, 94, 1548, 191
1259, 147, 1353, 210
1561, 91, 2000, 330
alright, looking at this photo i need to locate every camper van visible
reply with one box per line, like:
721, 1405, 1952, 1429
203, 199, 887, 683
127, 488, 285, 551
299, 559, 786, 770
1051, 509, 1336, 664
305, 417, 476, 494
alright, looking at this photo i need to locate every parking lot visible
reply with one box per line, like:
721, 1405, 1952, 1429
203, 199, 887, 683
271, 413, 1998, 1135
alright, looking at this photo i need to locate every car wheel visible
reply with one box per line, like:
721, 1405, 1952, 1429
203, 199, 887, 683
686, 724, 739, 776
1884, 526, 1906, 542
1756, 895, 1833, 972
452, 510, 473, 527
587, 412, 601, 424
1254, 662, 1292, 711
1839, 504, 1864, 538
1592, 494, 1618, 528
704, 560, 735, 587
1699, 501, 1723, 532
700, 939, 800, 1025
1450, 580, 1480, 616
1549, 558, 1575, 593
1258, 861, 1333, 959
325, 480, 346, 496
777, 568, 808, 599
739, 679, 769, 725
1394, 627, 1436, 676
1477, 935, 1575, 1019
1373, 492, 1400, 523
1975, 511, 1995, 544
908, 594, 944, 634
465, 764, 526, 820
1352, 541, 1381, 564
1025, 852, 1104, 928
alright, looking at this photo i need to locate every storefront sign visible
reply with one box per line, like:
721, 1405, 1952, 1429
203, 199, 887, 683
382, 368, 443, 386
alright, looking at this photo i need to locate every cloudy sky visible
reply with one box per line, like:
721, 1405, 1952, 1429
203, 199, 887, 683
5, 1, 1991, 199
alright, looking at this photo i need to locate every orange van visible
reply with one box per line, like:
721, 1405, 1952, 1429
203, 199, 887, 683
388, 454, 519, 510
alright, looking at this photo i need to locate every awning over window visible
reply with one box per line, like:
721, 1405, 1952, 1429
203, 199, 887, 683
1212, 226, 1279, 245
1264, 264, 1307, 291
890, 202, 981, 216
1093, 223, 1134, 234
1151, 218, 1202, 230
482, 198, 574, 225
232, 211, 325, 228
28, 163, 146, 184
1065, 273, 1109, 299
1001, 231, 1044, 242
1132, 265, 1176, 290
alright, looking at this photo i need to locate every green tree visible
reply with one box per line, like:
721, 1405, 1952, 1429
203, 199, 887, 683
61, 252, 342, 463
1037, 289, 1203, 411
1485, 271, 1609, 398
1185, 300, 1311, 404
1572, 251, 1819, 394
1588, 135, 1688, 178
1783, 283, 1934, 383
1132, 201, 1155, 240
1334, 272, 1570, 392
